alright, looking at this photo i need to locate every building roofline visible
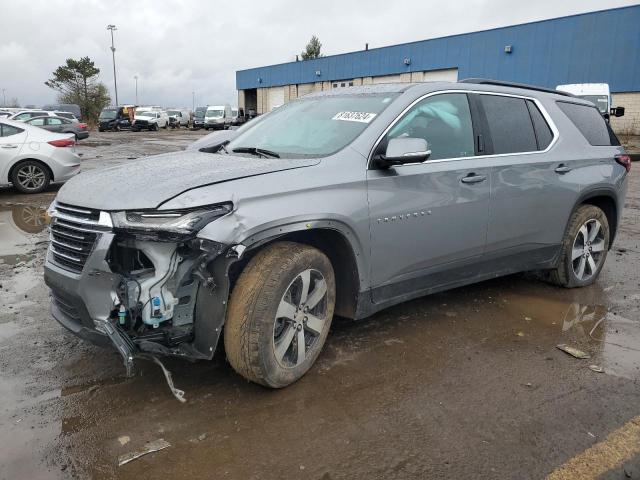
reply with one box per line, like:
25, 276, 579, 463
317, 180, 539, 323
236, 4, 638, 74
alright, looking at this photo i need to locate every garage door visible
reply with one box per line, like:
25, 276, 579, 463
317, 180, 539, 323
297, 83, 315, 98
267, 87, 285, 111
372, 74, 401, 84
422, 68, 458, 82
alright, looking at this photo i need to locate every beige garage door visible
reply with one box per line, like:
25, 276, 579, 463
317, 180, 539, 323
372, 74, 401, 84
297, 83, 315, 98
267, 87, 285, 111
422, 68, 458, 82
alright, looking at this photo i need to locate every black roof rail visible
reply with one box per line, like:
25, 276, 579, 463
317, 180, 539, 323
459, 78, 575, 97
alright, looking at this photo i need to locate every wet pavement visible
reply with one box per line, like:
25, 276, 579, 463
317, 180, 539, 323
0, 130, 639, 479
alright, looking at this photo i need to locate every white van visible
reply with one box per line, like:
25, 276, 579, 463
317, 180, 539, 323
556, 83, 625, 119
166, 108, 191, 129
204, 105, 232, 130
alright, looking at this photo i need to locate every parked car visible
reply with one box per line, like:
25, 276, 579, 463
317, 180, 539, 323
24, 116, 89, 140
231, 107, 247, 126
556, 83, 626, 121
53, 111, 79, 122
98, 106, 135, 131
132, 110, 169, 131
9, 110, 53, 121
204, 104, 232, 130
0, 111, 11, 118
192, 106, 207, 129
0, 118, 79, 193
43, 104, 82, 121
167, 109, 190, 129
44, 80, 630, 389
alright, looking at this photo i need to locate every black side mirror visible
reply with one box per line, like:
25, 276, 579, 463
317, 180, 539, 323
375, 137, 431, 168
610, 106, 625, 117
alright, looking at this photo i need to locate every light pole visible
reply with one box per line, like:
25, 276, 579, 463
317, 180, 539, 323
1, 89, 5, 107
192, 91, 195, 111
134, 75, 138, 105
107, 24, 119, 105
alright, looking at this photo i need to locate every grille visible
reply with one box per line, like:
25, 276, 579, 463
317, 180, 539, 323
49, 203, 104, 273
51, 290, 82, 322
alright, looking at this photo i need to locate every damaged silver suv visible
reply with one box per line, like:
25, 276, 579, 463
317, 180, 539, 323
44, 80, 630, 388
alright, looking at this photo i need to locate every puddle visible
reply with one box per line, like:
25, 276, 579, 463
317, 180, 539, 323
0, 202, 50, 264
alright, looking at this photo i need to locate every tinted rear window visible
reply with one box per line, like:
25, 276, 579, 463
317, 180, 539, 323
480, 95, 537, 154
556, 101, 611, 146
526, 100, 554, 150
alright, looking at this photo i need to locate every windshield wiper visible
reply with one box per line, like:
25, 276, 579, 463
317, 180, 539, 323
219, 141, 229, 154
232, 147, 280, 158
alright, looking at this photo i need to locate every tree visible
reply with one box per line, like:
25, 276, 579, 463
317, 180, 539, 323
45, 57, 111, 122
7, 97, 20, 108
301, 35, 323, 60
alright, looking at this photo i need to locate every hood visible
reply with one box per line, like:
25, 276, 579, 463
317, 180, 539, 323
55, 150, 320, 210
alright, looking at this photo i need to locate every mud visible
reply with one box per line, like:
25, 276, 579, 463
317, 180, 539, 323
0, 130, 639, 479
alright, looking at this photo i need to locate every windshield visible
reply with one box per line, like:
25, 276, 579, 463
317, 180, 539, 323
578, 95, 609, 114
136, 111, 154, 117
227, 94, 398, 158
167, 110, 179, 116
195, 108, 206, 118
206, 109, 224, 118
99, 109, 118, 120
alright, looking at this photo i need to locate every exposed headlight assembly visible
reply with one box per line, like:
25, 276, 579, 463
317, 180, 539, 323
111, 202, 232, 238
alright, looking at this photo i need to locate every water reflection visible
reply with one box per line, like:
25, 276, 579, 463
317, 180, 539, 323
0, 203, 49, 264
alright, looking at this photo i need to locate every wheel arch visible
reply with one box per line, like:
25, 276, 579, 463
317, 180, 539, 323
228, 225, 363, 320
574, 188, 619, 247
8, 157, 55, 184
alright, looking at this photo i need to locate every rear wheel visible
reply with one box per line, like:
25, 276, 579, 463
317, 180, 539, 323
225, 242, 336, 388
11, 160, 51, 194
548, 205, 610, 288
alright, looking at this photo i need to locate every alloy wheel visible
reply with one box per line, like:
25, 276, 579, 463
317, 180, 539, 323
16, 165, 46, 191
272, 269, 328, 368
571, 218, 606, 281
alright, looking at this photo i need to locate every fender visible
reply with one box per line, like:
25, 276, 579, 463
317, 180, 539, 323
198, 214, 370, 292
569, 185, 623, 247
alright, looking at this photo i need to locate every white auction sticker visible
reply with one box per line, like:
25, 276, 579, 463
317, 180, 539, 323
332, 111, 377, 123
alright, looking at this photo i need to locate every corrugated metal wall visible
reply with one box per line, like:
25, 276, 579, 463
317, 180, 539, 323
236, 5, 640, 93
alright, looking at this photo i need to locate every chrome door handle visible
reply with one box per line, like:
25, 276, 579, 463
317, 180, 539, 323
461, 173, 487, 184
555, 165, 572, 174
1, 145, 18, 149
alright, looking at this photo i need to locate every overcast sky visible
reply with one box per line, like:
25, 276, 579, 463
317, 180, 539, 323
0, 0, 636, 109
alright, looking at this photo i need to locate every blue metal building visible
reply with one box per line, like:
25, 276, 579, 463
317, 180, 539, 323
236, 5, 640, 132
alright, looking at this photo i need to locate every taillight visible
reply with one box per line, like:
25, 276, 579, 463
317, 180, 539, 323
48, 139, 75, 148
78, 123, 87, 129
615, 154, 632, 173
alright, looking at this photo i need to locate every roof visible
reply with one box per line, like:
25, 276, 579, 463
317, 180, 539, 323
236, 5, 640, 93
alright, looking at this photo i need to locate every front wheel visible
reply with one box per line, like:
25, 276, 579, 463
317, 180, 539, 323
225, 242, 336, 388
548, 205, 610, 288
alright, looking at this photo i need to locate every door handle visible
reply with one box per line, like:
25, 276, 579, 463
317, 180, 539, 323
461, 173, 487, 184
555, 164, 572, 174
1, 145, 18, 149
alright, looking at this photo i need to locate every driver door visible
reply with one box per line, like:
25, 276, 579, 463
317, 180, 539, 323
367, 92, 491, 303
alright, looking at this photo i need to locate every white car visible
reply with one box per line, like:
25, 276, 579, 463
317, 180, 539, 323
8, 110, 57, 122
0, 118, 80, 194
132, 111, 169, 131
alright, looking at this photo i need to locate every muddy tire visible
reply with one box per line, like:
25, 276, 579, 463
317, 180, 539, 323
224, 241, 336, 388
548, 205, 610, 288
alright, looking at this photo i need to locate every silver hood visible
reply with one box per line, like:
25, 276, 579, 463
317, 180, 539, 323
55, 150, 319, 210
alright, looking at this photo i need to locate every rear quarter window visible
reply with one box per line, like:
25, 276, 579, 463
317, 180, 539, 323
556, 101, 611, 146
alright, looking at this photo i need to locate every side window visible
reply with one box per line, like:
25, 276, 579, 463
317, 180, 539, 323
480, 95, 537, 154
30, 118, 46, 126
526, 100, 554, 150
386, 93, 475, 160
1, 124, 24, 137
48, 118, 63, 125
556, 101, 611, 146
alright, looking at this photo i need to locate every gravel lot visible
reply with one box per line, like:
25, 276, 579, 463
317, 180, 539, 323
1, 129, 639, 479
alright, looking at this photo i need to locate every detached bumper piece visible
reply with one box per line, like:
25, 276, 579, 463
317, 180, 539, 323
95, 320, 136, 377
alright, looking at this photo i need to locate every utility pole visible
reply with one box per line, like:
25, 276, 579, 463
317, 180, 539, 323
107, 25, 119, 105
134, 75, 138, 104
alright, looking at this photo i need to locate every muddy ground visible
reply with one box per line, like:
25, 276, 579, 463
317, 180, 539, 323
1, 129, 639, 479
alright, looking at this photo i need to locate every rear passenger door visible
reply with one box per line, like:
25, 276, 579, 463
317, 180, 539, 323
479, 93, 579, 266
45, 118, 64, 132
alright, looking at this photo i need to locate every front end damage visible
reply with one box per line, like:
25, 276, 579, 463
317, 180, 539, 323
43, 201, 242, 387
